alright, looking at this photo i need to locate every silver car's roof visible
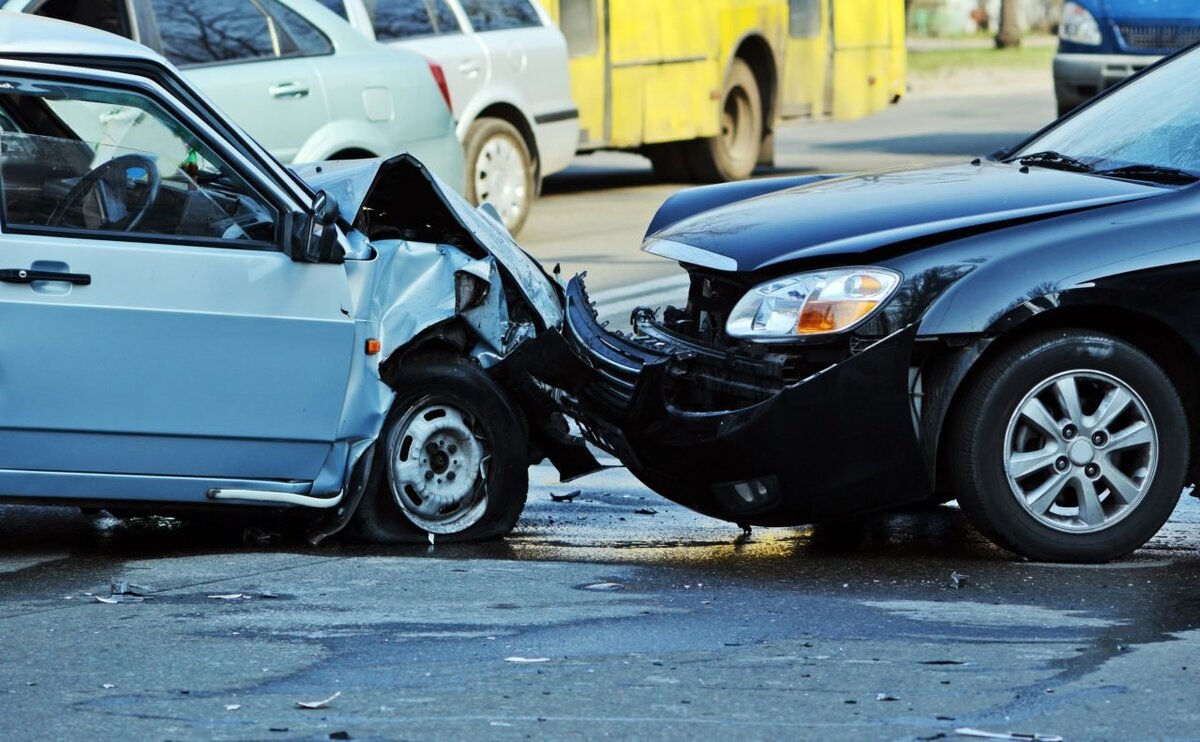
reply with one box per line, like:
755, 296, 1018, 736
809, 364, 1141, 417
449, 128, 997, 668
0, 11, 161, 63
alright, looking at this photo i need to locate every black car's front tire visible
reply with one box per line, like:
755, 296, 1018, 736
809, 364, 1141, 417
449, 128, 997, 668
949, 331, 1187, 562
351, 356, 529, 544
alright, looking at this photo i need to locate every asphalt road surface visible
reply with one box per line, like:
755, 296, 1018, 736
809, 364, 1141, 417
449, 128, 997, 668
4, 77, 1199, 741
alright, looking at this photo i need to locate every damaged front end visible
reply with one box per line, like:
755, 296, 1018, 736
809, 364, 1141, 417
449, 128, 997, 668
293, 155, 601, 541
544, 272, 932, 526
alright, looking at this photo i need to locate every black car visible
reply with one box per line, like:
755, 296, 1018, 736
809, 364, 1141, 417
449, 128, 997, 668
547, 44, 1200, 563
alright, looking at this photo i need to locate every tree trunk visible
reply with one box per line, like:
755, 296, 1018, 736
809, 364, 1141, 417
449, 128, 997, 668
995, 0, 1021, 48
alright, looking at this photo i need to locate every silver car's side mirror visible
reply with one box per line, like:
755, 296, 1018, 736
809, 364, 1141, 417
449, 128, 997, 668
288, 190, 342, 263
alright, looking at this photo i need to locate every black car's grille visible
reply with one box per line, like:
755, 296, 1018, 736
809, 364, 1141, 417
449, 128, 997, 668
1117, 23, 1200, 52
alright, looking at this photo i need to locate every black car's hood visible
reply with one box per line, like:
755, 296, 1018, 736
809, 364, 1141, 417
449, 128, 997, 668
644, 162, 1168, 273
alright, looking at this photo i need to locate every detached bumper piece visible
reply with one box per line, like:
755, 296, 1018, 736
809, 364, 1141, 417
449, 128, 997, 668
556, 276, 931, 526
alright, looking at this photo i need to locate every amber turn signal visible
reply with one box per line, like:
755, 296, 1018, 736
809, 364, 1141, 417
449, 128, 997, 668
365, 338, 382, 355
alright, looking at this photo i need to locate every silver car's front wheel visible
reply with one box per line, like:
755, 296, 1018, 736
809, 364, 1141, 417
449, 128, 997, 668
1004, 370, 1158, 534
351, 356, 529, 544
950, 331, 1187, 563
387, 399, 490, 534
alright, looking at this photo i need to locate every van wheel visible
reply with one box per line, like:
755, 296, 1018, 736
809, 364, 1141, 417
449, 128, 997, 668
688, 59, 762, 182
351, 357, 529, 544
948, 331, 1187, 562
465, 117, 535, 236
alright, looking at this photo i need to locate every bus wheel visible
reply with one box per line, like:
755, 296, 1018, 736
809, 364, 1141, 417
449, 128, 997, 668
689, 59, 762, 182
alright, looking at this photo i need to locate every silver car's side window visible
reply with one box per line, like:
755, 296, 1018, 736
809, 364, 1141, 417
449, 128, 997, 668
459, 0, 541, 32
149, 0, 278, 68
369, 0, 462, 40
0, 77, 277, 245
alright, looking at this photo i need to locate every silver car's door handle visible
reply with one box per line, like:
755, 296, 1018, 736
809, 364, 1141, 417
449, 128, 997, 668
269, 82, 310, 99
0, 268, 90, 285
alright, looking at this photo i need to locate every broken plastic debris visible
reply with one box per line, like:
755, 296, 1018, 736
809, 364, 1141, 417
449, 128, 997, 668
208, 593, 251, 601
550, 490, 581, 502
328, 732, 352, 741
94, 595, 144, 604
110, 580, 154, 596
583, 582, 624, 591
225, 704, 241, 711
101, 683, 116, 689
949, 571, 968, 589
634, 507, 658, 515
295, 691, 341, 710
504, 656, 551, 663
243, 527, 280, 544
428, 532, 435, 546
955, 728, 1063, 741
876, 693, 899, 702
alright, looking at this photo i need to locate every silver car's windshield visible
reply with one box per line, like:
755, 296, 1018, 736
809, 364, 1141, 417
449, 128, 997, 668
1013, 48, 1200, 182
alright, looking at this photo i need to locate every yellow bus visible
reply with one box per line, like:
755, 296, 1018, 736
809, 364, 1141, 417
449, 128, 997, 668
539, 0, 906, 182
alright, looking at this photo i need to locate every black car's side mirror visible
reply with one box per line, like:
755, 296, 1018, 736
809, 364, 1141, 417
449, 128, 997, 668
287, 190, 343, 263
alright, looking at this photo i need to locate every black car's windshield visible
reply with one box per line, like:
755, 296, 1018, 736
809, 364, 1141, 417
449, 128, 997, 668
1012, 48, 1200, 185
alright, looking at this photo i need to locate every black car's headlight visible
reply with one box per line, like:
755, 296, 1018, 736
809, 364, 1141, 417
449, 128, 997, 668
726, 267, 901, 340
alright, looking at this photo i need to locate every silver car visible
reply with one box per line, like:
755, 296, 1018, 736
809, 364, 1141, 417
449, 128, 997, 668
6, 0, 466, 191
316, 0, 578, 234
0, 13, 595, 541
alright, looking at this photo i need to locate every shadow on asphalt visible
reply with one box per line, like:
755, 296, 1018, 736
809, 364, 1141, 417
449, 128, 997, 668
542, 163, 820, 196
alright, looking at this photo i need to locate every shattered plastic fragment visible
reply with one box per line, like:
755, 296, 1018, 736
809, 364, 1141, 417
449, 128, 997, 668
504, 657, 551, 663
550, 490, 581, 502
110, 580, 154, 596
225, 704, 241, 711
949, 571, 968, 589
583, 582, 624, 592
295, 691, 341, 710
954, 729, 1063, 742
101, 683, 115, 689
876, 693, 899, 701
634, 508, 658, 515
208, 593, 251, 601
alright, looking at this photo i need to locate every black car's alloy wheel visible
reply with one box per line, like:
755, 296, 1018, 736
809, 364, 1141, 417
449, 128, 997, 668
351, 356, 529, 544
949, 331, 1187, 562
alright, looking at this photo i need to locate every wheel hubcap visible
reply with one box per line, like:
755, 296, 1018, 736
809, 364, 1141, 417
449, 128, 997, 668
1003, 370, 1158, 534
387, 399, 489, 534
720, 86, 754, 167
474, 135, 527, 230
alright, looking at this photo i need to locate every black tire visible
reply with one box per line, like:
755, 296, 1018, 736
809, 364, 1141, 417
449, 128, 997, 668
687, 58, 763, 182
948, 331, 1188, 563
645, 141, 695, 182
464, 117, 535, 237
351, 356, 529, 544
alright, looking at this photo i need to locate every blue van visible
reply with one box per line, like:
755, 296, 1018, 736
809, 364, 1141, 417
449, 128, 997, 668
1055, 0, 1200, 115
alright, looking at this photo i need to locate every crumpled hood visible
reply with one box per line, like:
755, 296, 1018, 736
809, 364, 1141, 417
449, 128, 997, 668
644, 162, 1166, 273
293, 156, 563, 330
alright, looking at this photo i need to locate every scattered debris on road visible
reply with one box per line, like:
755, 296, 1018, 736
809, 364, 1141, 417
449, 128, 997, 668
100, 683, 115, 689
242, 528, 280, 545
550, 490, 581, 502
295, 691, 341, 710
583, 582, 624, 592
955, 728, 1063, 741
225, 704, 241, 711
876, 693, 900, 701
950, 571, 968, 589
634, 508, 658, 515
208, 593, 252, 601
93, 595, 144, 604
110, 580, 154, 597
504, 656, 551, 663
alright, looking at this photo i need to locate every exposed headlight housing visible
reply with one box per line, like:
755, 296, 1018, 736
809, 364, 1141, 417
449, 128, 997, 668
1060, 1, 1102, 46
726, 267, 901, 340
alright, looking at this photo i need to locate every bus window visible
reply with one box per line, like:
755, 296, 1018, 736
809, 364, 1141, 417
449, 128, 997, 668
560, 0, 598, 57
789, 0, 821, 38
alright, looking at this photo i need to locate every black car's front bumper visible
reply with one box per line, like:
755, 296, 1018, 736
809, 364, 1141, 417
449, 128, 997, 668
551, 277, 931, 526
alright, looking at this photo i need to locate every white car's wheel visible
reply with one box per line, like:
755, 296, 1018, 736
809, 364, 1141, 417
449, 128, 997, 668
465, 117, 535, 236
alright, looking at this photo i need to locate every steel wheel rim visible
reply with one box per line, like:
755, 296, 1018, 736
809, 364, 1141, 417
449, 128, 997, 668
386, 397, 489, 534
1003, 369, 1158, 534
474, 134, 527, 230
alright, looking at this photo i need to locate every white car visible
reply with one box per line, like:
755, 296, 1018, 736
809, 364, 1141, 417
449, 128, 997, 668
6, 0, 466, 191
315, 0, 578, 234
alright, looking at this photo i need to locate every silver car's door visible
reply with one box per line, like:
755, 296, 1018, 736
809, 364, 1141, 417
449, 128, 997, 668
0, 69, 356, 498
457, 0, 566, 117
147, 0, 331, 163
366, 0, 488, 123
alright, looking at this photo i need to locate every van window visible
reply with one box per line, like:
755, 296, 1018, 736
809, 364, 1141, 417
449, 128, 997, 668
789, 0, 821, 38
459, 0, 541, 32
369, 0, 461, 40
559, 0, 597, 56
149, 0, 278, 67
